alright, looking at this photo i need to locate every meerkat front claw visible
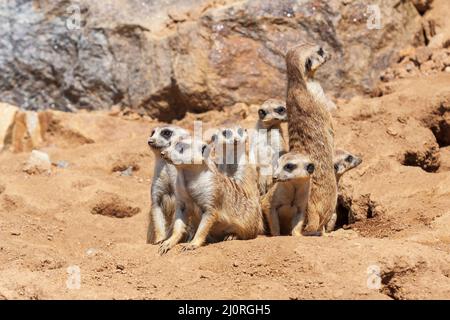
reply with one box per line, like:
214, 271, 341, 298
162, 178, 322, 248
224, 234, 238, 241
181, 243, 201, 251
158, 241, 173, 255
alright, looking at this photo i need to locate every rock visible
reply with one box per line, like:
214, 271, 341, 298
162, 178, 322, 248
414, 47, 432, 64
25, 112, 44, 147
0, 0, 424, 121
0, 103, 18, 151
23, 150, 52, 175
438, 147, 450, 172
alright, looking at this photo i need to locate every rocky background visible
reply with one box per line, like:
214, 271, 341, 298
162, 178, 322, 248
0, 0, 441, 121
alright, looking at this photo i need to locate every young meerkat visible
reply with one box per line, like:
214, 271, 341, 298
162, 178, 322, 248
253, 99, 289, 195
261, 152, 315, 236
158, 137, 264, 254
325, 149, 362, 232
285, 43, 337, 235
146, 125, 190, 244
210, 125, 250, 183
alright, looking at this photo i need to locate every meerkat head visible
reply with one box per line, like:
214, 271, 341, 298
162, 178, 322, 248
147, 125, 190, 151
257, 99, 287, 129
161, 137, 210, 167
210, 125, 248, 146
333, 149, 362, 177
286, 43, 330, 81
273, 152, 315, 182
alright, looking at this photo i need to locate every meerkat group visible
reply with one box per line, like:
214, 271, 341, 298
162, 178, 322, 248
146, 43, 362, 254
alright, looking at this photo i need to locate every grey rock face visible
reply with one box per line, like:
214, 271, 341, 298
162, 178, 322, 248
0, 0, 424, 121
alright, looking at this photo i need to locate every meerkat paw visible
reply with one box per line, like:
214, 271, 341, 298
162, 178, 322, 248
302, 230, 323, 237
181, 243, 202, 251
291, 229, 303, 237
158, 240, 175, 255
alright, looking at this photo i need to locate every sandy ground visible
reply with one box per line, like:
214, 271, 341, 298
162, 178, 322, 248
0, 74, 450, 300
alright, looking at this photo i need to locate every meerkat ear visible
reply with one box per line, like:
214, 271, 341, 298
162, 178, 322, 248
201, 144, 210, 158
305, 57, 312, 73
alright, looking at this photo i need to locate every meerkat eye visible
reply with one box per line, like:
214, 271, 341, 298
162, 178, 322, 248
334, 163, 339, 172
305, 57, 312, 72
223, 129, 232, 138
275, 106, 286, 114
150, 129, 156, 136
237, 128, 244, 136
211, 134, 217, 142
306, 163, 315, 174
258, 109, 267, 119
345, 155, 354, 163
318, 47, 324, 57
161, 129, 173, 139
283, 163, 297, 172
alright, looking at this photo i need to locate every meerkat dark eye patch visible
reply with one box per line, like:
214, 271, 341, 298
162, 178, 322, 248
211, 134, 217, 142
345, 155, 354, 163
334, 163, 339, 172
305, 58, 312, 73
150, 129, 156, 136
161, 129, 173, 139
237, 128, 244, 136
283, 163, 297, 172
258, 109, 267, 119
275, 106, 286, 114
318, 47, 324, 57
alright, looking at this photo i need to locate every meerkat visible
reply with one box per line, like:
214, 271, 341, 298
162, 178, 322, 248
209, 125, 261, 203
261, 152, 315, 236
146, 125, 190, 244
285, 43, 337, 235
325, 149, 363, 232
252, 99, 289, 196
158, 137, 264, 254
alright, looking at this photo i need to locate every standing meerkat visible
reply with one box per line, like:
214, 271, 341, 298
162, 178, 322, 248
146, 125, 190, 244
285, 43, 337, 235
261, 152, 315, 236
325, 149, 362, 232
210, 125, 260, 199
253, 99, 289, 195
158, 137, 264, 254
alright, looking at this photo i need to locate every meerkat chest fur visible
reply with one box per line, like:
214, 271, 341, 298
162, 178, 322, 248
151, 156, 176, 199
306, 80, 336, 112
180, 167, 216, 211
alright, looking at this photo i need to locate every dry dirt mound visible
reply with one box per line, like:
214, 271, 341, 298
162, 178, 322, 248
0, 74, 450, 299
